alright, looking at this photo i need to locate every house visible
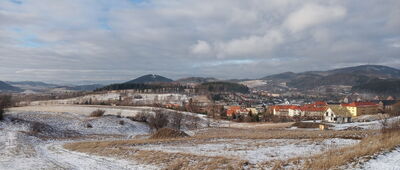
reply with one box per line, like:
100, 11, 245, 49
246, 107, 258, 115
288, 106, 303, 117
302, 106, 326, 118
301, 101, 327, 118
324, 105, 352, 123
271, 105, 292, 116
378, 100, 400, 113
226, 106, 241, 117
341, 102, 379, 117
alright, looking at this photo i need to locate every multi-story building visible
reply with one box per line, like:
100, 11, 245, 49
341, 102, 379, 117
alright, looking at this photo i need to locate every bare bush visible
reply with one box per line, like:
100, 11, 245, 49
132, 111, 149, 122
90, 109, 105, 117
148, 109, 169, 131
85, 123, 93, 128
171, 112, 183, 130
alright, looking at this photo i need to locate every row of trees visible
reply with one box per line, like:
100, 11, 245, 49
129, 109, 202, 131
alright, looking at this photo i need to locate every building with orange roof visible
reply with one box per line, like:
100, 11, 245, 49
272, 105, 296, 116
341, 102, 378, 116
226, 106, 241, 117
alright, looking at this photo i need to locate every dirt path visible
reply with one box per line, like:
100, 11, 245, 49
35, 141, 158, 170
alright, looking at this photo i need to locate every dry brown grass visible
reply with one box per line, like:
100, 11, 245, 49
303, 131, 400, 169
266, 130, 400, 170
194, 128, 375, 140
63, 128, 378, 169
292, 122, 324, 128
65, 142, 246, 169
150, 128, 189, 139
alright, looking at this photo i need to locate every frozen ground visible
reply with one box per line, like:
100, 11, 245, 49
359, 147, 400, 170
134, 138, 359, 164
328, 116, 400, 130
29, 92, 189, 105
10, 105, 230, 129
0, 110, 156, 170
2, 105, 398, 169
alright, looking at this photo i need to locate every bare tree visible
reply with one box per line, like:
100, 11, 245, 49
0, 95, 13, 121
171, 112, 183, 130
148, 109, 169, 131
132, 110, 150, 122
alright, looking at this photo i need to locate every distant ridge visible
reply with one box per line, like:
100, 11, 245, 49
125, 74, 173, 84
261, 65, 400, 90
6, 81, 58, 88
175, 77, 218, 84
0, 81, 21, 92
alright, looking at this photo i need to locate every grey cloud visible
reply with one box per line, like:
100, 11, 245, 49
0, 0, 399, 83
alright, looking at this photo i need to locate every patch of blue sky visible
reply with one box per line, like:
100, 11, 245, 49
98, 18, 112, 30
129, 0, 148, 4
11, 28, 45, 48
9, 0, 22, 5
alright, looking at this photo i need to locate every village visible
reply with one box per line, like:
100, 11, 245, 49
18, 86, 400, 127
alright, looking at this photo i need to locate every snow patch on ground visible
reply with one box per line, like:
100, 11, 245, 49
0, 111, 156, 170
359, 147, 400, 170
328, 116, 400, 130
135, 138, 359, 164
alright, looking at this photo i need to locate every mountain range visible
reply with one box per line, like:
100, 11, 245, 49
261, 65, 400, 90
1, 65, 400, 94
0, 81, 22, 92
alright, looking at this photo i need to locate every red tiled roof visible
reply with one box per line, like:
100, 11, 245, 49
272, 105, 294, 110
314, 101, 328, 106
226, 106, 241, 116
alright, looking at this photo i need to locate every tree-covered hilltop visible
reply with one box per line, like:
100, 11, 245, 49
352, 79, 400, 96
95, 82, 187, 92
196, 81, 250, 93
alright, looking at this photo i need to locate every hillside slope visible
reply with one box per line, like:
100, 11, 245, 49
125, 74, 173, 84
0, 81, 21, 92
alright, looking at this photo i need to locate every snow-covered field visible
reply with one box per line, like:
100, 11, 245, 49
29, 92, 189, 105
2, 105, 399, 169
0, 110, 155, 170
136, 138, 359, 164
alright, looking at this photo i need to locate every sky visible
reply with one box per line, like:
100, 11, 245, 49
0, 0, 399, 84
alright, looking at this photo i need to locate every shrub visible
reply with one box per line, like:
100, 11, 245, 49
90, 109, 105, 117
119, 120, 125, 125
171, 112, 183, 130
85, 123, 93, 128
148, 109, 169, 131
149, 128, 188, 139
132, 112, 149, 122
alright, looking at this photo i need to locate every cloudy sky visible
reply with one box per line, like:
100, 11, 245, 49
0, 0, 399, 84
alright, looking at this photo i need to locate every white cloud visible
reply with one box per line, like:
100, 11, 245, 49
191, 40, 211, 54
216, 30, 284, 58
284, 3, 346, 33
